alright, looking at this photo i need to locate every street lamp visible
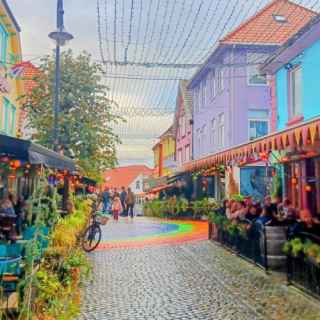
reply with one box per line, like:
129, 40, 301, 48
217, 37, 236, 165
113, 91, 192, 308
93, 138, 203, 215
49, 0, 73, 152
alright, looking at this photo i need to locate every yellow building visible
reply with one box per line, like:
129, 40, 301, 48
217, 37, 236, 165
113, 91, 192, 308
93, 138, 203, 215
152, 125, 176, 177
0, 0, 23, 137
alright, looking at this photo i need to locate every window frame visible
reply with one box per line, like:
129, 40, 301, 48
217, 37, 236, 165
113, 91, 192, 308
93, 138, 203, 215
3, 98, 9, 134
218, 113, 224, 147
181, 114, 186, 137
211, 118, 216, 148
288, 64, 302, 120
185, 144, 190, 162
217, 69, 224, 92
201, 78, 206, 108
210, 71, 216, 99
247, 52, 268, 86
0, 24, 8, 63
248, 118, 269, 141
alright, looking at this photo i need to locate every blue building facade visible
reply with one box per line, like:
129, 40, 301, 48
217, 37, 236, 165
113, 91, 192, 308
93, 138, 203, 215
262, 15, 320, 214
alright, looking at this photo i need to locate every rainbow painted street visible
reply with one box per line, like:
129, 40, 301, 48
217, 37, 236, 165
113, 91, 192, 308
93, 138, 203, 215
97, 218, 208, 250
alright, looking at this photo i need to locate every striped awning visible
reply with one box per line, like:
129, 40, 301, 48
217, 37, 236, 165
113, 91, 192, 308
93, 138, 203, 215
182, 116, 320, 173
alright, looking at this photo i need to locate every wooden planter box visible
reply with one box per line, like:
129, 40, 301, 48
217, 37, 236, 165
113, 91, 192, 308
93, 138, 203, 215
208, 223, 218, 240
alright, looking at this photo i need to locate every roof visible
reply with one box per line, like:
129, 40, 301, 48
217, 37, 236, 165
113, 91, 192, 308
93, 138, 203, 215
174, 80, 193, 132
189, 0, 317, 88
103, 165, 153, 189
15, 61, 42, 93
221, 0, 316, 45
179, 80, 193, 118
160, 125, 175, 139
261, 14, 320, 74
2, 0, 21, 32
152, 125, 175, 150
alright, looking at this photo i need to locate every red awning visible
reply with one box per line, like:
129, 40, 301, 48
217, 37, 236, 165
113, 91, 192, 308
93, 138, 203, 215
148, 184, 173, 194
182, 117, 320, 172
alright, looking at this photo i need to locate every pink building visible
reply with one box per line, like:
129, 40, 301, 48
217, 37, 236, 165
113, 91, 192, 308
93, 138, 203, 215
174, 80, 193, 167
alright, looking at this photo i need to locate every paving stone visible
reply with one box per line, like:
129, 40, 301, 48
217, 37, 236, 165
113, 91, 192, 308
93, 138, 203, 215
79, 218, 320, 320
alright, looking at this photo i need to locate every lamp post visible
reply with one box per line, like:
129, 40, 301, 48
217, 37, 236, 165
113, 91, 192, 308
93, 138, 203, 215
49, 0, 73, 152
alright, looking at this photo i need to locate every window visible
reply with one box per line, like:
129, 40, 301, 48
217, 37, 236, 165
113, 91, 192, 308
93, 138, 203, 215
247, 52, 268, 85
273, 14, 287, 23
201, 125, 206, 154
197, 129, 201, 154
4, 98, 9, 134
289, 65, 302, 118
249, 120, 268, 140
136, 180, 141, 190
211, 118, 216, 148
210, 71, 216, 98
218, 113, 224, 147
181, 115, 185, 137
0, 25, 8, 63
217, 69, 224, 91
2, 98, 16, 136
248, 109, 269, 140
201, 78, 206, 108
194, 88, 199, 113
178, 149, 182, 164
185, 145, 190, 162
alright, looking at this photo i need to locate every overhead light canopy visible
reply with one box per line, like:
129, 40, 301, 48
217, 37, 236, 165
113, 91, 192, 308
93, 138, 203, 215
49, 28, 74, 47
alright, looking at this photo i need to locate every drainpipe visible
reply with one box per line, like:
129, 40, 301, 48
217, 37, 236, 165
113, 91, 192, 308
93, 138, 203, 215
159, 143, 163, 177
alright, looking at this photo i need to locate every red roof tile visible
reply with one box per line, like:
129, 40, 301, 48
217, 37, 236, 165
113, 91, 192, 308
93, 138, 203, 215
103, 165, 153, 189
221, 0, 317, 45
15, 61, 42, 94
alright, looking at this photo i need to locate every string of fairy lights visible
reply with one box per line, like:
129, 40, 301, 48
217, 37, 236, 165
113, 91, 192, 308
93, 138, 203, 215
93, 0, 320, 162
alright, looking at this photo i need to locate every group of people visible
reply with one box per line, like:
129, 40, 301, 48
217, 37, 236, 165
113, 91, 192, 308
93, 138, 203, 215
221, 195, 320, 236
100, 187, 136, 221
0, 193, 27, 238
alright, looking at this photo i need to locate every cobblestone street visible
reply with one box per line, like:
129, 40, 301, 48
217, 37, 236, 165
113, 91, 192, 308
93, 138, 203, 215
79, 218, 320, 320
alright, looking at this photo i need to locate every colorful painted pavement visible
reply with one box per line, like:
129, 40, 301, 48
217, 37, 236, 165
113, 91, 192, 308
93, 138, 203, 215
97, 217, 208, 250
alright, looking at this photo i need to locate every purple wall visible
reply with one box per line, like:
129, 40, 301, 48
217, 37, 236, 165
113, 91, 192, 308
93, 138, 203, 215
190, 45, 276, 161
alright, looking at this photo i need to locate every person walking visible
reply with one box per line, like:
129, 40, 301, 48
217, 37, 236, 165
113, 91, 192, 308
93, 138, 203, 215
101, 187, 110, 214
126, 188, 136, 218
120, 187, 128, 217
111, 194, 123, 221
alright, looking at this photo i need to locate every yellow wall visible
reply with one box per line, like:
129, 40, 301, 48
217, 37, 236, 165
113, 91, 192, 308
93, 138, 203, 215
0, 3, 23, 137
152, 135, 176, 178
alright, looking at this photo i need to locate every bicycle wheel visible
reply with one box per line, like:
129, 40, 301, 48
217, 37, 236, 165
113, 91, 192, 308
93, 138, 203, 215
82, 224, 102, 252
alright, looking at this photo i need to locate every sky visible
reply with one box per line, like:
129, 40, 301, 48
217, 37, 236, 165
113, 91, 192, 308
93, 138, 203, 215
9, 0, 319, 168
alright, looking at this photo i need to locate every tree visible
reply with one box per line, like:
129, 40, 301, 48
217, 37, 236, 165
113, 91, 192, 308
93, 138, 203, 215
22, 50, 121, 180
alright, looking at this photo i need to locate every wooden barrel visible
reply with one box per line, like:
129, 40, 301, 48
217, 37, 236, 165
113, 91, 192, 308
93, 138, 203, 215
265, 226, 287, 271
208, 223, 213, 240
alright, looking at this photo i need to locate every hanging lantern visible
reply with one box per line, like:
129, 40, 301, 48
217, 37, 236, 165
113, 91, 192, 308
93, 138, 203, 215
259, 152, 268, 162
10, 159, 21, 169
305, 184, 312, 192
0, 156, 9, 163
291, 177, 297, 185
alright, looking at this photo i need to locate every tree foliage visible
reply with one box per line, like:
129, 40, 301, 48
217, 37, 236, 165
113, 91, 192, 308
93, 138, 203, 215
22, 50, 121, 179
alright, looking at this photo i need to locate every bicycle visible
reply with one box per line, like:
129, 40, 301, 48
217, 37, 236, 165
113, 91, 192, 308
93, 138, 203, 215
81, 203, 109, 252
